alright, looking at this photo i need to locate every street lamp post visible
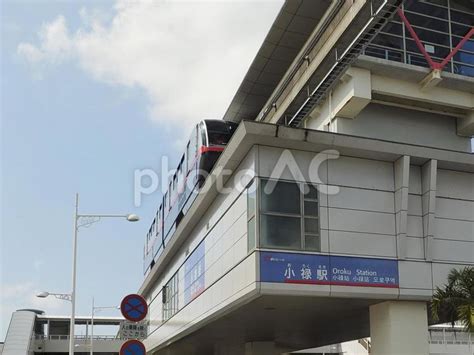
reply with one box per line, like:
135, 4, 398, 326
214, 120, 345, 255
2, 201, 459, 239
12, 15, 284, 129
36, 291, 72, 341
36, 292, 72, 302
67, 193, 139, 355
90, 298, 119, 355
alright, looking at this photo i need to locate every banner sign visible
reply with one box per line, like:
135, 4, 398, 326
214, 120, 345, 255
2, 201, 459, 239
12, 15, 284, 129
260, 251, 398, 288
184, 241, 206, 305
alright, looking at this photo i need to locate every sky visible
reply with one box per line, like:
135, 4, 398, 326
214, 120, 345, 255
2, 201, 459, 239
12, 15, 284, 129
0, 0, 283, 340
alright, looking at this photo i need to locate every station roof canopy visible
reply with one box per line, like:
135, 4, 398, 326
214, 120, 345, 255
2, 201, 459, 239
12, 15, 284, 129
222, 0, 333, 123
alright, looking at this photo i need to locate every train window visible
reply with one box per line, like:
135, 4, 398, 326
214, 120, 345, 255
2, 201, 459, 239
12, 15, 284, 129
186, 142, 190, 173
168, 183, 172, 208
187, 127, 197, 174
200, 122, 207, 146
206, 121, 238, 146
207, 131, 229, 145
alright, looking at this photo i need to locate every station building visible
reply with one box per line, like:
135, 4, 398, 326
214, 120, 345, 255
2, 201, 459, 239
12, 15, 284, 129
139, 1, 473, 354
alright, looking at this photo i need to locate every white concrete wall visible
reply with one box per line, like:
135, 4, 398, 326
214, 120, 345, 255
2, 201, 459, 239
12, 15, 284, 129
256, 145, 474, 298
306, 103, 472, 152
406, 165, 424, 260
37, 339, 123, 353
257, 145, 398, 259
433, 169, 474, 263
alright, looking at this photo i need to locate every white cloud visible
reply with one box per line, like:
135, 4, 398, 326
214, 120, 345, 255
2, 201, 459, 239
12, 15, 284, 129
18, 15, 72, 63
17, 0, 283, 128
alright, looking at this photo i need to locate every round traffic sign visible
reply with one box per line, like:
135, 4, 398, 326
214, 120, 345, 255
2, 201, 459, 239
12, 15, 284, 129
120, 339, 146, 355
120, 294, 148, 322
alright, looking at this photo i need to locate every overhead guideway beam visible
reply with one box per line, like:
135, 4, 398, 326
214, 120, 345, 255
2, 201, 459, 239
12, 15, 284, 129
285, 0, 402, 127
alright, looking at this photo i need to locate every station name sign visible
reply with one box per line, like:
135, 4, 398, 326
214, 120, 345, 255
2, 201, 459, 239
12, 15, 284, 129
260, 251, 399, 288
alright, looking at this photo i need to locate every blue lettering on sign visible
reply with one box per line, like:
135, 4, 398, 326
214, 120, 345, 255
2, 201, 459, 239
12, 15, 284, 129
260, 251, 399, 288
184, 241, 205, 305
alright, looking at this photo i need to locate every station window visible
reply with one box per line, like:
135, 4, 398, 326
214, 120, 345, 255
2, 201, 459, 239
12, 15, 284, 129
247, 180, 256, 251
162, 273, 179, 321
303, 185, 320, 250
259, 179, 320, 251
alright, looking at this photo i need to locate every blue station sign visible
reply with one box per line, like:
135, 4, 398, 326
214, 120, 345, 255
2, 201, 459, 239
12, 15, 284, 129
260, 251, 399, 288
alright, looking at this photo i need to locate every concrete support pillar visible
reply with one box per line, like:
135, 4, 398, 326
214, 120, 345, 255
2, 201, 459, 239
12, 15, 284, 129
421, 159, 437, 261
394, 155, 410, 259
370, 301, 429, 355
457, 110, 474, 137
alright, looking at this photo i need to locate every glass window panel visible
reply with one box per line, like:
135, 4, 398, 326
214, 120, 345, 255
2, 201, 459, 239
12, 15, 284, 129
450, 8, 474, 25
260, 215, 301, 249
410, 28, 450, 48
454, 62, 474, 76
428, 0, 448, 6
260, 180, 300, 214
304, 184, 318, 200
304, 218, 319, 234
248, 217, 256, 251
455, 50, 474, 65
451, 23, 472, 38
304, 201, 318, 216
407, 53, 431, 68
462, 40, 474, 54
405, 39, 449, 61
372, 33, 404, 50
364, 45, 403, 62
404, 2, 449, 20
405, 12, 449, 32
305, 235, 320, 251
247, 183, 256, 218
381, 21, 403, 36
364, 45, 386, 58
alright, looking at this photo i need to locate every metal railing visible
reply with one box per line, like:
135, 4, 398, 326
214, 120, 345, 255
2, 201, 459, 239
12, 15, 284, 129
286, 1, 401, 127
362, 44, 474, 74
429, 329, 473, 346
35, 334, 118, 341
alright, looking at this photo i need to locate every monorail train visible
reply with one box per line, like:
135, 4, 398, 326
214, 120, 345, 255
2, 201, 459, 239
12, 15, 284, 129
143, 119, 238, 275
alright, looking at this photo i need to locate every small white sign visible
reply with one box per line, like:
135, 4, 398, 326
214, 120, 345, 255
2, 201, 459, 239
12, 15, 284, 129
424, 44, 435, 54
119, 320, 148, 340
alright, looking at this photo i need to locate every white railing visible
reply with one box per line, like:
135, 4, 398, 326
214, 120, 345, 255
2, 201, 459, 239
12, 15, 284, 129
429, 329, 472, 346
35, 334, 118, 341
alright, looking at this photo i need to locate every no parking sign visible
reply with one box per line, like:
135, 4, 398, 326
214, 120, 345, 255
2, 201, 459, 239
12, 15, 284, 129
120, 339, 146, 355
120, 294, 148, 322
